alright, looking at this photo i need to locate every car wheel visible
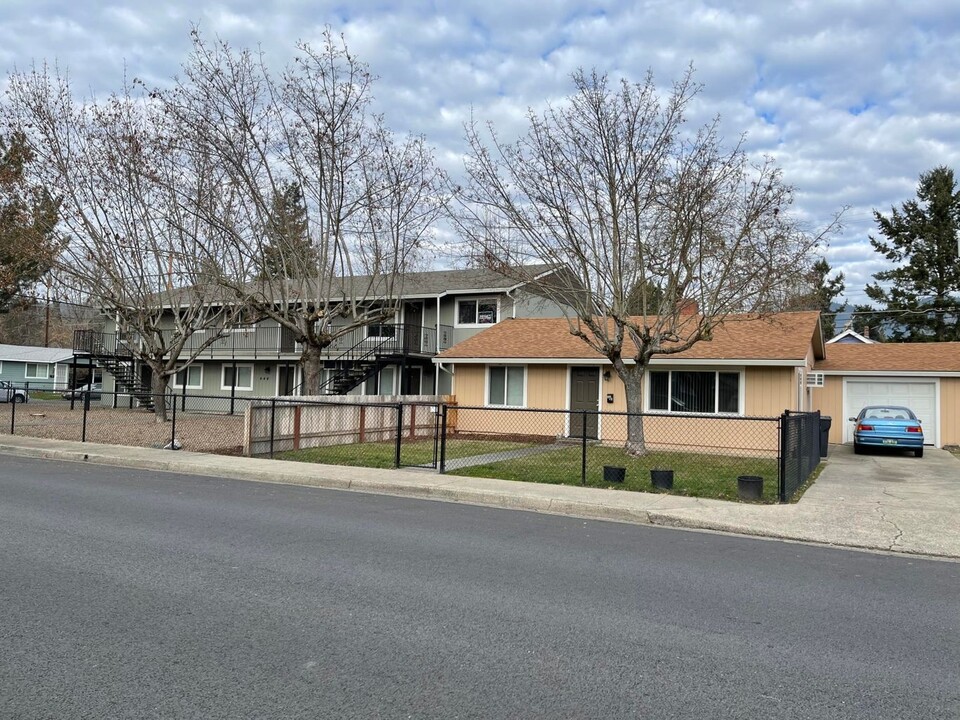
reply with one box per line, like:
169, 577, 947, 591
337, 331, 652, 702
12, 395, 25, 404
915, 447, 924, 459
853, 443, 862, 455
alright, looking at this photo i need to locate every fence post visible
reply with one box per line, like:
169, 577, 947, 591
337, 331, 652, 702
170, 391, 177, 450
9, 388, 16, 434
269, 398, 277, 459
82, 389, 89, 442
778, 413, 786, 503
394, 403, 403, 468
439, 404, 448, 474
181, 381, 187, 411
581, 410, 588, 485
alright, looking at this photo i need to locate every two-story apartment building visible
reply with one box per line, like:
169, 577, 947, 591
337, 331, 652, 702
73, 265, 576, 403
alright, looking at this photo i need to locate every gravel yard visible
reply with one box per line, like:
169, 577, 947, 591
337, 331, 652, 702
0, 400, 245, 454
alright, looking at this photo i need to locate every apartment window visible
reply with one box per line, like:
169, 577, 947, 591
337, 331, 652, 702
173, 365, 203, 390
221, 364, 254, 391
488, 366, 525, 407
649, 370, 740, 414
457, 298, 498, 327
25, 363, 50, 379
366, 323, 397, 339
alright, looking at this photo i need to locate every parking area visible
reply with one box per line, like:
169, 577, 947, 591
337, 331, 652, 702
800, 443, 960, 555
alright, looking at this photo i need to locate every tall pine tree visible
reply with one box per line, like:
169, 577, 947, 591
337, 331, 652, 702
864, 166, 960, 341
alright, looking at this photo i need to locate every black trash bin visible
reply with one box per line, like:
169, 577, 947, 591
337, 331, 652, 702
819, 416, 832, 458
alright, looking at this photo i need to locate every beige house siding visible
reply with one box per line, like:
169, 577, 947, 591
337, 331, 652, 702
744, 367, 795, 416
812, 376, 844, 444
942, 378, 960, 447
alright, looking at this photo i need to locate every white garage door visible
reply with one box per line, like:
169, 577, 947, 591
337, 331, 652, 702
844, 379, 937, 446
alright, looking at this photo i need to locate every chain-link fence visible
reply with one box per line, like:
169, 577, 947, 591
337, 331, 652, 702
0, 385, 820, 503
779, 410, 822, 502
1, 388, 249, 454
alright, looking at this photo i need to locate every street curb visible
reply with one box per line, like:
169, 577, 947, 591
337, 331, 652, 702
2, 440, 956, 560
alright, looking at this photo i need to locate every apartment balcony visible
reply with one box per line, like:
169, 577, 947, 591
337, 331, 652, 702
73, 323, 454, 362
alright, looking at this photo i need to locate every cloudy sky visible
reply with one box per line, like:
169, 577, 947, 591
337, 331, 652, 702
3, 0, 959, 305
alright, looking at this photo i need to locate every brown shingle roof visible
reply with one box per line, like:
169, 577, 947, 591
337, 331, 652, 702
438, 311, 822, 362
816, 342, 960, 372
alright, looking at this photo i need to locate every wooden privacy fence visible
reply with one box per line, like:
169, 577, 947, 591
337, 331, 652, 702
244, 395, 450, 456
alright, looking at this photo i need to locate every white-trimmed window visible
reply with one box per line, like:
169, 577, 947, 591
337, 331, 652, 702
456, 298, 499, 327
488, 366, 525, 407
221, 364, 254, 391
25, 363, 50, 379
648, 370, 741, 414
173, 365, 204, 390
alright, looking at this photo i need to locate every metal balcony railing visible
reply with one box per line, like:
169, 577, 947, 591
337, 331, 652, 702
74, 323, 455, 361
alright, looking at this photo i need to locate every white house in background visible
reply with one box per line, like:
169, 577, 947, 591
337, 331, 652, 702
826, 328, 877, 345
0, 344, 74, 390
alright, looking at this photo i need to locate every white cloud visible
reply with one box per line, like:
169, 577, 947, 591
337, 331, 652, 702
3, 0, 959, 303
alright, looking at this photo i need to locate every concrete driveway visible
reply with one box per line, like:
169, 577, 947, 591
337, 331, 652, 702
801, 444, 960, 556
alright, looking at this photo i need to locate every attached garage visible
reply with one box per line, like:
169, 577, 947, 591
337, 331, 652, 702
814, 342, 960, 449
843, 378, 938, 446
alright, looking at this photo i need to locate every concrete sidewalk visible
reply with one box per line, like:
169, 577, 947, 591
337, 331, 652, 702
1, 435, 957, 560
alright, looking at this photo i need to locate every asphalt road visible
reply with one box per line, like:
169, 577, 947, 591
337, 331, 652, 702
1, 456, 957, 719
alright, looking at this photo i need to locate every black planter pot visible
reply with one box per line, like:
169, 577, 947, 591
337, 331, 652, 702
737, 475, 764, 501
650, 469, 674, 490
603, 465, 626, 483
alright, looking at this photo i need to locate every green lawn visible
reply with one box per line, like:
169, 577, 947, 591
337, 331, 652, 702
275, 439, 535, 469
275, 438, 785, 503
449, 445, 783, 503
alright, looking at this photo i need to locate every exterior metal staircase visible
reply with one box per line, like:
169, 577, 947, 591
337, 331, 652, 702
73, 330, 156, 410
318, 335, 394, 395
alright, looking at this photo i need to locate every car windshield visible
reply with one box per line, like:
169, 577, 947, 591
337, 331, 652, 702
862, 406, 916, 420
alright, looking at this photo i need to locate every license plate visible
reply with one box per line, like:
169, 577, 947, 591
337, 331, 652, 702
882, 439, 897, 445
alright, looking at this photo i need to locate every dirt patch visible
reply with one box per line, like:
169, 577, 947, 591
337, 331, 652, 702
0, 400, 245, 454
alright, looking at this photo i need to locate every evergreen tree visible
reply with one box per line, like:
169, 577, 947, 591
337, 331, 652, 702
256, 183, 316, 280
783, 258, 846, 337
864, 166, 960, 341
0, 131, 61, 311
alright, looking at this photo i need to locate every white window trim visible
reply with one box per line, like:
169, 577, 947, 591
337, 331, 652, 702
172, 364, 204, 390
0, 361, 3, 374
645, 367, 745, 416
455, 296, 501, 329
25, 362, 50, 380
485, 364, 527, 408
221, 363, 254, 392
365, 323, 398, 341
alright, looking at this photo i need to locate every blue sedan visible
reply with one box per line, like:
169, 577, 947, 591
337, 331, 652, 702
851, 405, 925, 458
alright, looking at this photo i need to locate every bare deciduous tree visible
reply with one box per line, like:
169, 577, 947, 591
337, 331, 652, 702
159, 29, 446, 394
4, 66, 248, 420
455, 68, 837, 453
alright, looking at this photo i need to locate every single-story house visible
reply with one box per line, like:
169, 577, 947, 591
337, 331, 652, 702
434, 311, 960, 450
813, 342, 960, 448
434, 311, 824, 454
0, 344, 75, 391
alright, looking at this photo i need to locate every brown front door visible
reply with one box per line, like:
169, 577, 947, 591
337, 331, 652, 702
569, 367, 600, 439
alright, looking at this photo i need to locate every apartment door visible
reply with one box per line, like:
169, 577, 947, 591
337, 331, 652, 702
277, 364, 297, 396
569, 367, 600, 439
404, 301, 423, 352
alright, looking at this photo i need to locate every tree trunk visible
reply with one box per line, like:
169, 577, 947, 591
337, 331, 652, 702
150, 365, 169, 423
300, 344, 324, 396
618, 363, 647, 456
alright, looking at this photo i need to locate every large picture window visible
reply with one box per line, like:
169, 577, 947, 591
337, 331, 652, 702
457, 298, 498, 327
221, 364, 254, 391
649, 370, 740, 414
488, 366, 524, 406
